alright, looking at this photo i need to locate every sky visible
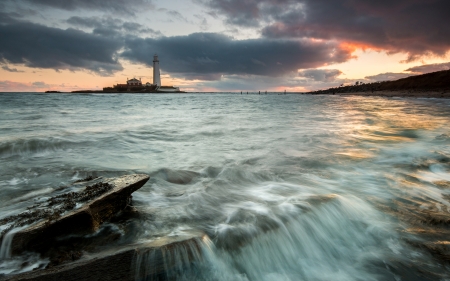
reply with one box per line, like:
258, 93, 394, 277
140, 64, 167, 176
0, 0, 449, 92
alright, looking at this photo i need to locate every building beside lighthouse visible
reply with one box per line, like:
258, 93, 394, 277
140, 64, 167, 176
102, 54, 182, 93
127, 78, 142, 86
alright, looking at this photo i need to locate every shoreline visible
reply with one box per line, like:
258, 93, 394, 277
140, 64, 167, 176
303, 90, 450, 98
0, 90, 449, 98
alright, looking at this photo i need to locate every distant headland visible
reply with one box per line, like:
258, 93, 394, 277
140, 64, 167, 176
305, 69, 450, 98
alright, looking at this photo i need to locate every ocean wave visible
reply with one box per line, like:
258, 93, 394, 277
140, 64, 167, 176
19, 115, 44, 121
0, 137, 90, 158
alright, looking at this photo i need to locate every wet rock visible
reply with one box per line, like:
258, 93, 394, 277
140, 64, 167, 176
380, 198, 450, 265
420, 241, 450, 263
435, 181, 450, 189
154, 169, 199, 184
8, 174, 149, 255
1, 180, 117, 237
1, 234, 205, 281
39, 223, 125, 268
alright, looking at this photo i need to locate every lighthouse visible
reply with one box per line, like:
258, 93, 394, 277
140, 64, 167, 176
153, 54, 161, 87
103, 54, 181, 92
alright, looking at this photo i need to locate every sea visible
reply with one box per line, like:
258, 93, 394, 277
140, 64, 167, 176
1, 92, 450, 280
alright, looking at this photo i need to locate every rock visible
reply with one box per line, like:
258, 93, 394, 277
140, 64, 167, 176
421, 241, 450, 262
1, 233, 206, 281
9, 174, 149, 255
154, 169, 199, 184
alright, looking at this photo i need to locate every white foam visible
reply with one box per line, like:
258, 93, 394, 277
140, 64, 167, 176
0, 226, 27, 260
9, 188, 53, 204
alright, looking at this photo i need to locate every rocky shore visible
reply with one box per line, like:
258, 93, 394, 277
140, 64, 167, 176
1, 234, 205, 281
0, 174, 206, 281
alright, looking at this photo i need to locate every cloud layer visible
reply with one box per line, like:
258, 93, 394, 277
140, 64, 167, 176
202, 0, 450, 60
365, 72, 411, 82
405, 62, 450, 74
18, 0, 153, 14
298, 69, 342, 82
122, 32, 352, 79
0, 14, 123, 75
2, 0, 449, 92
67, 16, 162, 37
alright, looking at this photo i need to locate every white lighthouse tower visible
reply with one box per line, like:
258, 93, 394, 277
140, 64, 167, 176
153, 54, 161, 87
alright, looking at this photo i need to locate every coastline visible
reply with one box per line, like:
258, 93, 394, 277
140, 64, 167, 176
304, 90, 450, 98
0, 91, 448, 98
303, 69, 450, 99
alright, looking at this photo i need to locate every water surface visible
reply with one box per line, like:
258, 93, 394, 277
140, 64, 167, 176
1, 93, 450, 280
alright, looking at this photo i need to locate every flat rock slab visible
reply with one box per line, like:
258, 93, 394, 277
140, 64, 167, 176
2, 234, 206, 281
11, 174, 150, 255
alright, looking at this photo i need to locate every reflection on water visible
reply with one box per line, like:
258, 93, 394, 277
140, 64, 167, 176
1, 93, 450, 280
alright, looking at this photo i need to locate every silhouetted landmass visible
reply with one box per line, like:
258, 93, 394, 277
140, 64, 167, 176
307, 70, 450, 95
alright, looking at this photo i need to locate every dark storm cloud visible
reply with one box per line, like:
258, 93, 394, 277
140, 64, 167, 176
67, 16, 162, 37
198, 0, 298, 27
122, 32, 352, 79
405, 62, 450, 74
18, 0, 153, 14
0, 21, 123, 75
201, 0, 450, 59
175, 73, 223, 81
298, 69, 342, 82
199, 0, 264, 27
1, 12, 351, 78
0, 12, 22, 24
